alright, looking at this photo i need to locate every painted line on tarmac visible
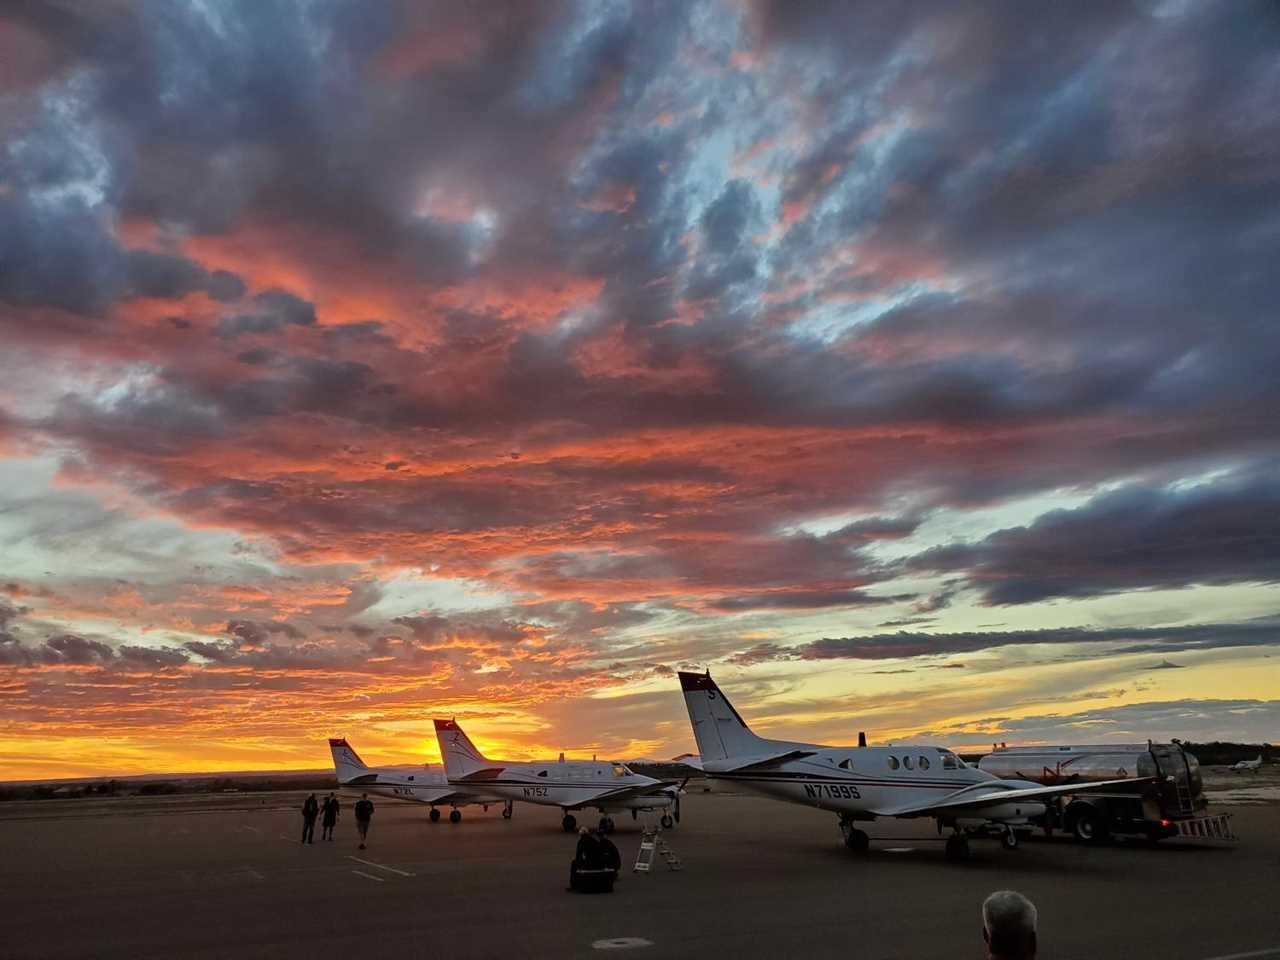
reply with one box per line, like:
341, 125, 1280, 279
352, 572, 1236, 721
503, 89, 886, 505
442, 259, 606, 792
592, 938, 653, 950
348, 855, 415, 877
883, 847, 915, 853
1201, 949, 1280, 960
238, 825, 260, 833
351, 870, 385, 883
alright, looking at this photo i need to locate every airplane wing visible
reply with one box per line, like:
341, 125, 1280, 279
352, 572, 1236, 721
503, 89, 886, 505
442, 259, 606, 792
672, 753, 703, 770
872, 777, 1154, 818
567, 781, 677, 808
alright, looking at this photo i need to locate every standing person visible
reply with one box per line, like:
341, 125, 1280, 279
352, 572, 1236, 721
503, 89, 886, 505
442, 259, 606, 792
301, 793, 319, 844
320, 793, 340, 841
981, 890, 1038, 960
354, 793, 374, 849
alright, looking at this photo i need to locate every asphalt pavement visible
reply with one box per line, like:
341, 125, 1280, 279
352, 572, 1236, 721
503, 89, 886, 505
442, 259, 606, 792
0, 789, 1276, 959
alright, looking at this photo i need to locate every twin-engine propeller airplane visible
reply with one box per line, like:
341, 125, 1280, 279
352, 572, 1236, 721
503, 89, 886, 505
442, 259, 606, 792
328, 738, 509, 823
1232, 755, 1263, 772
433, 718, 683, 834
677, 671, 1150, 861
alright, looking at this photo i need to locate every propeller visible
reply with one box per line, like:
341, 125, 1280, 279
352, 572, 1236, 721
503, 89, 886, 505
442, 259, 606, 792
674, 776, 688, 823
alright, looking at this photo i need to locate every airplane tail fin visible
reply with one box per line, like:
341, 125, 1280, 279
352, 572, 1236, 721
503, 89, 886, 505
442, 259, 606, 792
677, 671, 770, 764
433, 718, 493, 779
329, 738, 369, 784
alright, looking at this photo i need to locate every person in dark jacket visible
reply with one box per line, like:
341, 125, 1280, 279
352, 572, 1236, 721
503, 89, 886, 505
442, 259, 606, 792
301, 793, 319, 844
320, 793, 340, 841
354, 793, 374, 849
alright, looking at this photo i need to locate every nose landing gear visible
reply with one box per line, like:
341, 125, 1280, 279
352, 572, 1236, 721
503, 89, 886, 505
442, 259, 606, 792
1000, 827, 1019, 850
839, 816, 870, 853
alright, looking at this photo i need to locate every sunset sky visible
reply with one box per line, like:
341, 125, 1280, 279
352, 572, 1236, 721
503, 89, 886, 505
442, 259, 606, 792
2, 1, 1278, 781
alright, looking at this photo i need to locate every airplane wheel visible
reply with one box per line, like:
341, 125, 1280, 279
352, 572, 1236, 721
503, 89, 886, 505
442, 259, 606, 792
449, 809, 462, 824
502, 805, 512, 820
844, 828, 870, 853
562, 814, 577, 833
1001, 829, 1018, 850
429, 808, 441, 823
945, 834, 970, 862
660, 814, 674, 829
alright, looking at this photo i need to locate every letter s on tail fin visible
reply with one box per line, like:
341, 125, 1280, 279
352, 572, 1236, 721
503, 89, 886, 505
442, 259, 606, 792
329, 738, 369, 784
433, 719, 492, 779
677, 671, 767, 763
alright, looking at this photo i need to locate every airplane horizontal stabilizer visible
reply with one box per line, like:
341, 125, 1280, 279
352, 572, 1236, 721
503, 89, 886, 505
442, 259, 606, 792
872, 776, 1155, 818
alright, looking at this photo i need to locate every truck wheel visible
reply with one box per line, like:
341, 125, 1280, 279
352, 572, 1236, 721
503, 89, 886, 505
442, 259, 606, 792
1072, 810, 1107, 843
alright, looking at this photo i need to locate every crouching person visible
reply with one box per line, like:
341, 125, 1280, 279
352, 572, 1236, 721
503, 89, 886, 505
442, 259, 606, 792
568, 827, 617, 893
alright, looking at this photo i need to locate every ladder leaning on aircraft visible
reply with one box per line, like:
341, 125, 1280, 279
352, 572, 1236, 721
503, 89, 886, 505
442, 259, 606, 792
328, 737, 510, 823
676, 671, 1154, 862
433, 718, 685, 834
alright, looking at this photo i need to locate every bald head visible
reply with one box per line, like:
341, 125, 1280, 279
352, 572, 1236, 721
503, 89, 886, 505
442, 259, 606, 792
982, 890, 1037, 960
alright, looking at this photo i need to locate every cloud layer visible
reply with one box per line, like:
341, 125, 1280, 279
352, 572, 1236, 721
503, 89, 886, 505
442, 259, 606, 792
2, 1, 1278, 775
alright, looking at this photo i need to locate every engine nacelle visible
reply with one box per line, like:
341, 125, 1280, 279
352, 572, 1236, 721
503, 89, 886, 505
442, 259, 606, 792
956, 801, 1046, 826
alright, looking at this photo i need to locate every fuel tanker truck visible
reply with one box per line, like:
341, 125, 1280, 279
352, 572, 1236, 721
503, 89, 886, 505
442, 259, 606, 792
978, 741, 1235, 843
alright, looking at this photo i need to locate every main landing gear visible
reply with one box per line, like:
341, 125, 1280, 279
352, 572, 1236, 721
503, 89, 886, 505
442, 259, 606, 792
449, 808, 462, 823
502, 801, 513, 820
562, 812, 578, 833
429, 807, 441, 823
944, 833, 971, 862
839, 816, 870, 853
660, 814, 675, 829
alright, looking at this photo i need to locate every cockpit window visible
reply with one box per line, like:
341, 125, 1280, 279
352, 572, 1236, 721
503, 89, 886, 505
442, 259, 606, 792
612, 764, 628, 777
838, 759, 851, 770
939, 750, 961, 770
888, 755, 900, 770
537, 770, 548, 778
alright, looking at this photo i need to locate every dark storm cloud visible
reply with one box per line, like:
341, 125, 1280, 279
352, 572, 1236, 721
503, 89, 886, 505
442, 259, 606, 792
216, 289, 316, 339
226, 619, 304, 648
909, 470, 1280, 604
728, 619, 1280, 664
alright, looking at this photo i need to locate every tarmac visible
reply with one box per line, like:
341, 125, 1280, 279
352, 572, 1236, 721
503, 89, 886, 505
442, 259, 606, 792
0, 783, 1277, 960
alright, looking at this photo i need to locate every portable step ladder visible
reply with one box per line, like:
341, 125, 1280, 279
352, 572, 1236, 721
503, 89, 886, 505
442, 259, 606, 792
633, 826, 682, 873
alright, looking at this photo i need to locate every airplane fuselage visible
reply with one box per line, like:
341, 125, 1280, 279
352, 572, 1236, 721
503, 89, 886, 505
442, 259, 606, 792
706, 745, 1045, 823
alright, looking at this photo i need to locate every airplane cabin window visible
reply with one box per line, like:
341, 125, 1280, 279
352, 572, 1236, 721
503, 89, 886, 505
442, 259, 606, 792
903, 755, 915, 770
838, 759, 851, 770
918, 756, 930, 770
888, 756, 900, 770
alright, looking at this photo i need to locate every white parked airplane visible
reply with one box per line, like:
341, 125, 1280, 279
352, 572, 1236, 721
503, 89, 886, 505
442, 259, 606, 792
1232, 755, 1263, 772
433, 718, 682, 833
328, 737, 510, 823
677, 671, 1150, 861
